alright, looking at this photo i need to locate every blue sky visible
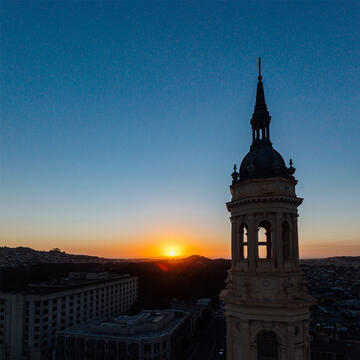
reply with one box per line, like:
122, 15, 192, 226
1, 1, 359, 257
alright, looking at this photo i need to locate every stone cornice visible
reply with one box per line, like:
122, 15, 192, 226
222, 291, 314, 309
227, 196, 303, 211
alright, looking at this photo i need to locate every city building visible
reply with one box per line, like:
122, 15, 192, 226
170, 298, 212, 335
55, 309, 191, 360
310, 341, 360, 360
220, 59, 315, 359
0, 273, 138, 360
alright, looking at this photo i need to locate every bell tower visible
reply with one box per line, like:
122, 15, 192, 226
220, 59, 314, 360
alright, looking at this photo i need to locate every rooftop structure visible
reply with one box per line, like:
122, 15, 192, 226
56, 309, 191, 360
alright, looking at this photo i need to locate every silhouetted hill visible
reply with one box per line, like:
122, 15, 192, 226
0, 246, 156, 268
173, 255, 213, 264
0, 246, 105, 267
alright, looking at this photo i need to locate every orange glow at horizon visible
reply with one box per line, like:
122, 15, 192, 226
2, 230, 359, 260
67, 231, 228, 259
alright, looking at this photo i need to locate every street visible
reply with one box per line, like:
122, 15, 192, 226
188, 314, 226, 360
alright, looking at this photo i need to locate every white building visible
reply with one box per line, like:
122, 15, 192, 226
0, 273, 138, 360
55, 309, 191, 360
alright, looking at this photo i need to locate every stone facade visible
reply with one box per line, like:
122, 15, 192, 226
220, 61, 314, 360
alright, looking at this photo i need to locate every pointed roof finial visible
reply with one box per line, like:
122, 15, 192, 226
288, 158, 296, 177
258, 57, 262, 81
231, 163, 239, 183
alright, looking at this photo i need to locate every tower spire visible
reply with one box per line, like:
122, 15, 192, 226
258, 56, 262, 81
250, 58, 271, 147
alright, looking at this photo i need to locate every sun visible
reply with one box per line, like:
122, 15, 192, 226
163, 245, 182, 258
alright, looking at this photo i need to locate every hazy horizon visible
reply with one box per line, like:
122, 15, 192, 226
3, 244, 358, 261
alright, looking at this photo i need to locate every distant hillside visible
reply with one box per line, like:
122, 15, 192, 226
2, 245, 359, 269
172, 255, 213, 264
0, 247, 217, 268
0, 246, 106, 268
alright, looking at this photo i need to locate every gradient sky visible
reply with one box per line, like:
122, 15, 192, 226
1, 1, 359, 258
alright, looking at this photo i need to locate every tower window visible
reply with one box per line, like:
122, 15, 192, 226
239, 224, 248, 259
258, 221, 272, 259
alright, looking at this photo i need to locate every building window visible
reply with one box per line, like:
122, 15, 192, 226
282, 221, 291, 261
256, 331, 277, 360
144, 343, 151, 354
257, 221, 272, 259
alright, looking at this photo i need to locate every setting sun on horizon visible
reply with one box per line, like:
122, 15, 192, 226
163, 244, 183, 258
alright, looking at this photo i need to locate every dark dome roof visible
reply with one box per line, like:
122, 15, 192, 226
239, 142, 290, 181
231, 61, 296, 184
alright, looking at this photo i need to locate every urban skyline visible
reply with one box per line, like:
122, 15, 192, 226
1, 1, 360, 259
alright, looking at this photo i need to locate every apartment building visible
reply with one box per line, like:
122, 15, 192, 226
0, 273, 138, 360
55, 309, 191, 360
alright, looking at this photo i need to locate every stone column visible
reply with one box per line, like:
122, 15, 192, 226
287, 325, 295, 359
250, 341, 257, 360
266, 230, 272, 259
247, 215, 256, 270
242, 322, 251, 359
275, 213, 283, 270
231, 217, 237, 267
288, 226, 293, 261
293, 215, 300, 268
226, 315, 233, 360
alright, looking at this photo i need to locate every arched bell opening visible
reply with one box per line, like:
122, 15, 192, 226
256, 330, 278, 360
239, 223, 248, 259
282, 221, 291, 261
257, 220, 272, 259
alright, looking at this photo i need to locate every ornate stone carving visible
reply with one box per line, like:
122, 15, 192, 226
282, 278, 296, 301
235, 321, 241, 335
264, 321, 272, 331
240, 280, 251, 300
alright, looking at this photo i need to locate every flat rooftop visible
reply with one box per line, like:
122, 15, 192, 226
57, 309, 189, 341
0, 273, 136, 296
